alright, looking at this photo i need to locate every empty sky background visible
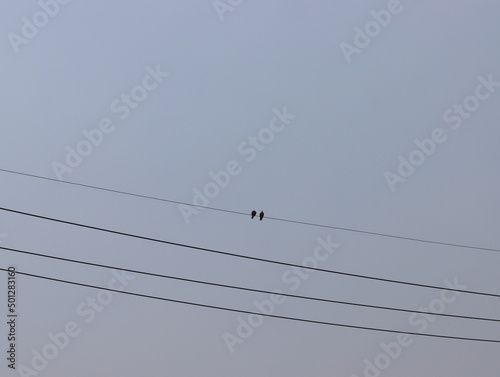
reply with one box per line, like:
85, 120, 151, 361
1, 1, 500, 376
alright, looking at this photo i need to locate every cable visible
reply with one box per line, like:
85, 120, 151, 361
1, 206, 500, 299
0, 267, 498, 343
2, 245, 498, 323
0, 168, 244, 215
1, 167, 498, 253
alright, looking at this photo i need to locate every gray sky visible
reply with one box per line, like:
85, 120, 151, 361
1, 1, 500, 376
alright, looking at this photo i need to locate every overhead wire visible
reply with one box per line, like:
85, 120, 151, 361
1, 244, 499, 322
0, 267, 498, 343
0, 167, 498, 253
1, 171, 499, 342
1, 206, 500, 299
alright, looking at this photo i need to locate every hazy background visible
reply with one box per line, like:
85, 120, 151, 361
1, 1, 499, 376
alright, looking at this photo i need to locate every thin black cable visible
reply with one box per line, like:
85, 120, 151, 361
0, 168, 243, 215
0, 267, 498, 343
1, 206, 499, 299
1, 167, 498, 253
2, 245, 498, 323
265, 215, 500, 253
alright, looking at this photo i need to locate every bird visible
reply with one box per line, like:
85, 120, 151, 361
259, 211, 264, 221
251, 210, 257, 219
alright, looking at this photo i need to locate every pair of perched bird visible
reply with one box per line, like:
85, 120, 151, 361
251, 210, 264, 221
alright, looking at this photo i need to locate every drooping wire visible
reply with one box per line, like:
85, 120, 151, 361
0, 267, 498, 343
1, 206, 499, 298
0, 167, 498, 253
1, 245, 498, 322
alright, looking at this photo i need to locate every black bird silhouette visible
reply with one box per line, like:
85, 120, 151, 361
259, 211, 264, 221
251, 210, 257, 219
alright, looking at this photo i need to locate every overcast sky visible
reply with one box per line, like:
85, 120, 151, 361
1, 1, 500, 376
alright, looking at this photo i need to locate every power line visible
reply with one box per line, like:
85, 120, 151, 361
0, 267, 498, 343
2, 244, 498, 323
0, 168, 243, 215
1, 206, 500, 299
1, 167, 498, 253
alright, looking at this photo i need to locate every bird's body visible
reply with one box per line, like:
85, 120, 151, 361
251, 210, 257, 219
259, 211, 264, 221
